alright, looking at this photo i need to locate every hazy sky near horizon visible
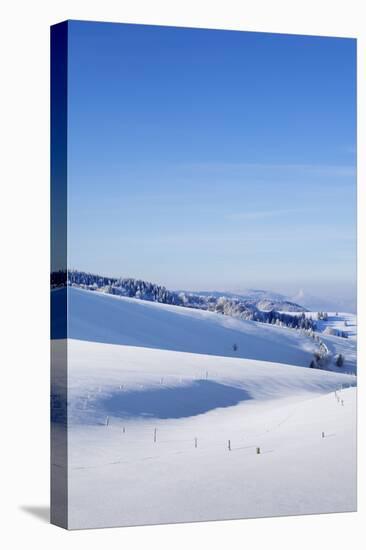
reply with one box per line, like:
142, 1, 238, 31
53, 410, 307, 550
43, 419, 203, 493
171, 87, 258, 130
67, 21, 356, 299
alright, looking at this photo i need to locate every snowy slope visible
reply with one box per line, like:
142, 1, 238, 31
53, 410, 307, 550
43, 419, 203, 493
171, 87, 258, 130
280, 311, 357, 374
316, 312, 357, 341
51, 340, 357, 528
282, 311, 357, 340
67, 287, 317, 368
62, 339, 356, 424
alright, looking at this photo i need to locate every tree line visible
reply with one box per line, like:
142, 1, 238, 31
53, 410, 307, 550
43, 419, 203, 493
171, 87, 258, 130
51, 269, 316, 331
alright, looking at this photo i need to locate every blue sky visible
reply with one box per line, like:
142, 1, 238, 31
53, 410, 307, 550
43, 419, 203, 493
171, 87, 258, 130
67, 21, 356, 302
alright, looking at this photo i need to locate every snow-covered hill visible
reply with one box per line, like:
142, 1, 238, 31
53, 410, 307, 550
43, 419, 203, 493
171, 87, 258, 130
61, 339, 355, 425
64, 287, 356, 373
66, 287, 316, 368
280, 310, 357, 374
51, 339, 357, 528
178, 288, 306, 312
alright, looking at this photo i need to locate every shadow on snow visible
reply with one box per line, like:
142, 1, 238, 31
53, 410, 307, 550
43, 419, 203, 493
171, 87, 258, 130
99, 380, 252, 419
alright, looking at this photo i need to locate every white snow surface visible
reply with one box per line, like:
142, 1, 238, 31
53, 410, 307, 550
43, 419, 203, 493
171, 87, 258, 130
68, 287, 356, 373
52, 339, 357, 528
69, 287, 318, 367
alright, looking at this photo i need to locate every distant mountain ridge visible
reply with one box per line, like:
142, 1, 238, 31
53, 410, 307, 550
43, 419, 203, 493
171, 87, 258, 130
177, 288, 306, 313
290, 289, 356, 314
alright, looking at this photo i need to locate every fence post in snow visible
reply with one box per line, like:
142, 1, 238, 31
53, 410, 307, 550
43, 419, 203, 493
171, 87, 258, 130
154, 428, 157, 443
256, 447, 261, 454
122, 426, 125, 434
228, 440, 231, 451
194, 437, 198, 448
322, 431, 325, 438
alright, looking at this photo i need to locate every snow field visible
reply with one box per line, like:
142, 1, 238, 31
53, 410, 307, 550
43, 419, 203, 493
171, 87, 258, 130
51, 340, 357, 528
50, 288, 357, 528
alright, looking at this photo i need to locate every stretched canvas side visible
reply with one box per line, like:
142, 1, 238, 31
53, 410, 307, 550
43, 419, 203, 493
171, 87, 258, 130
50, 21, 68, 530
